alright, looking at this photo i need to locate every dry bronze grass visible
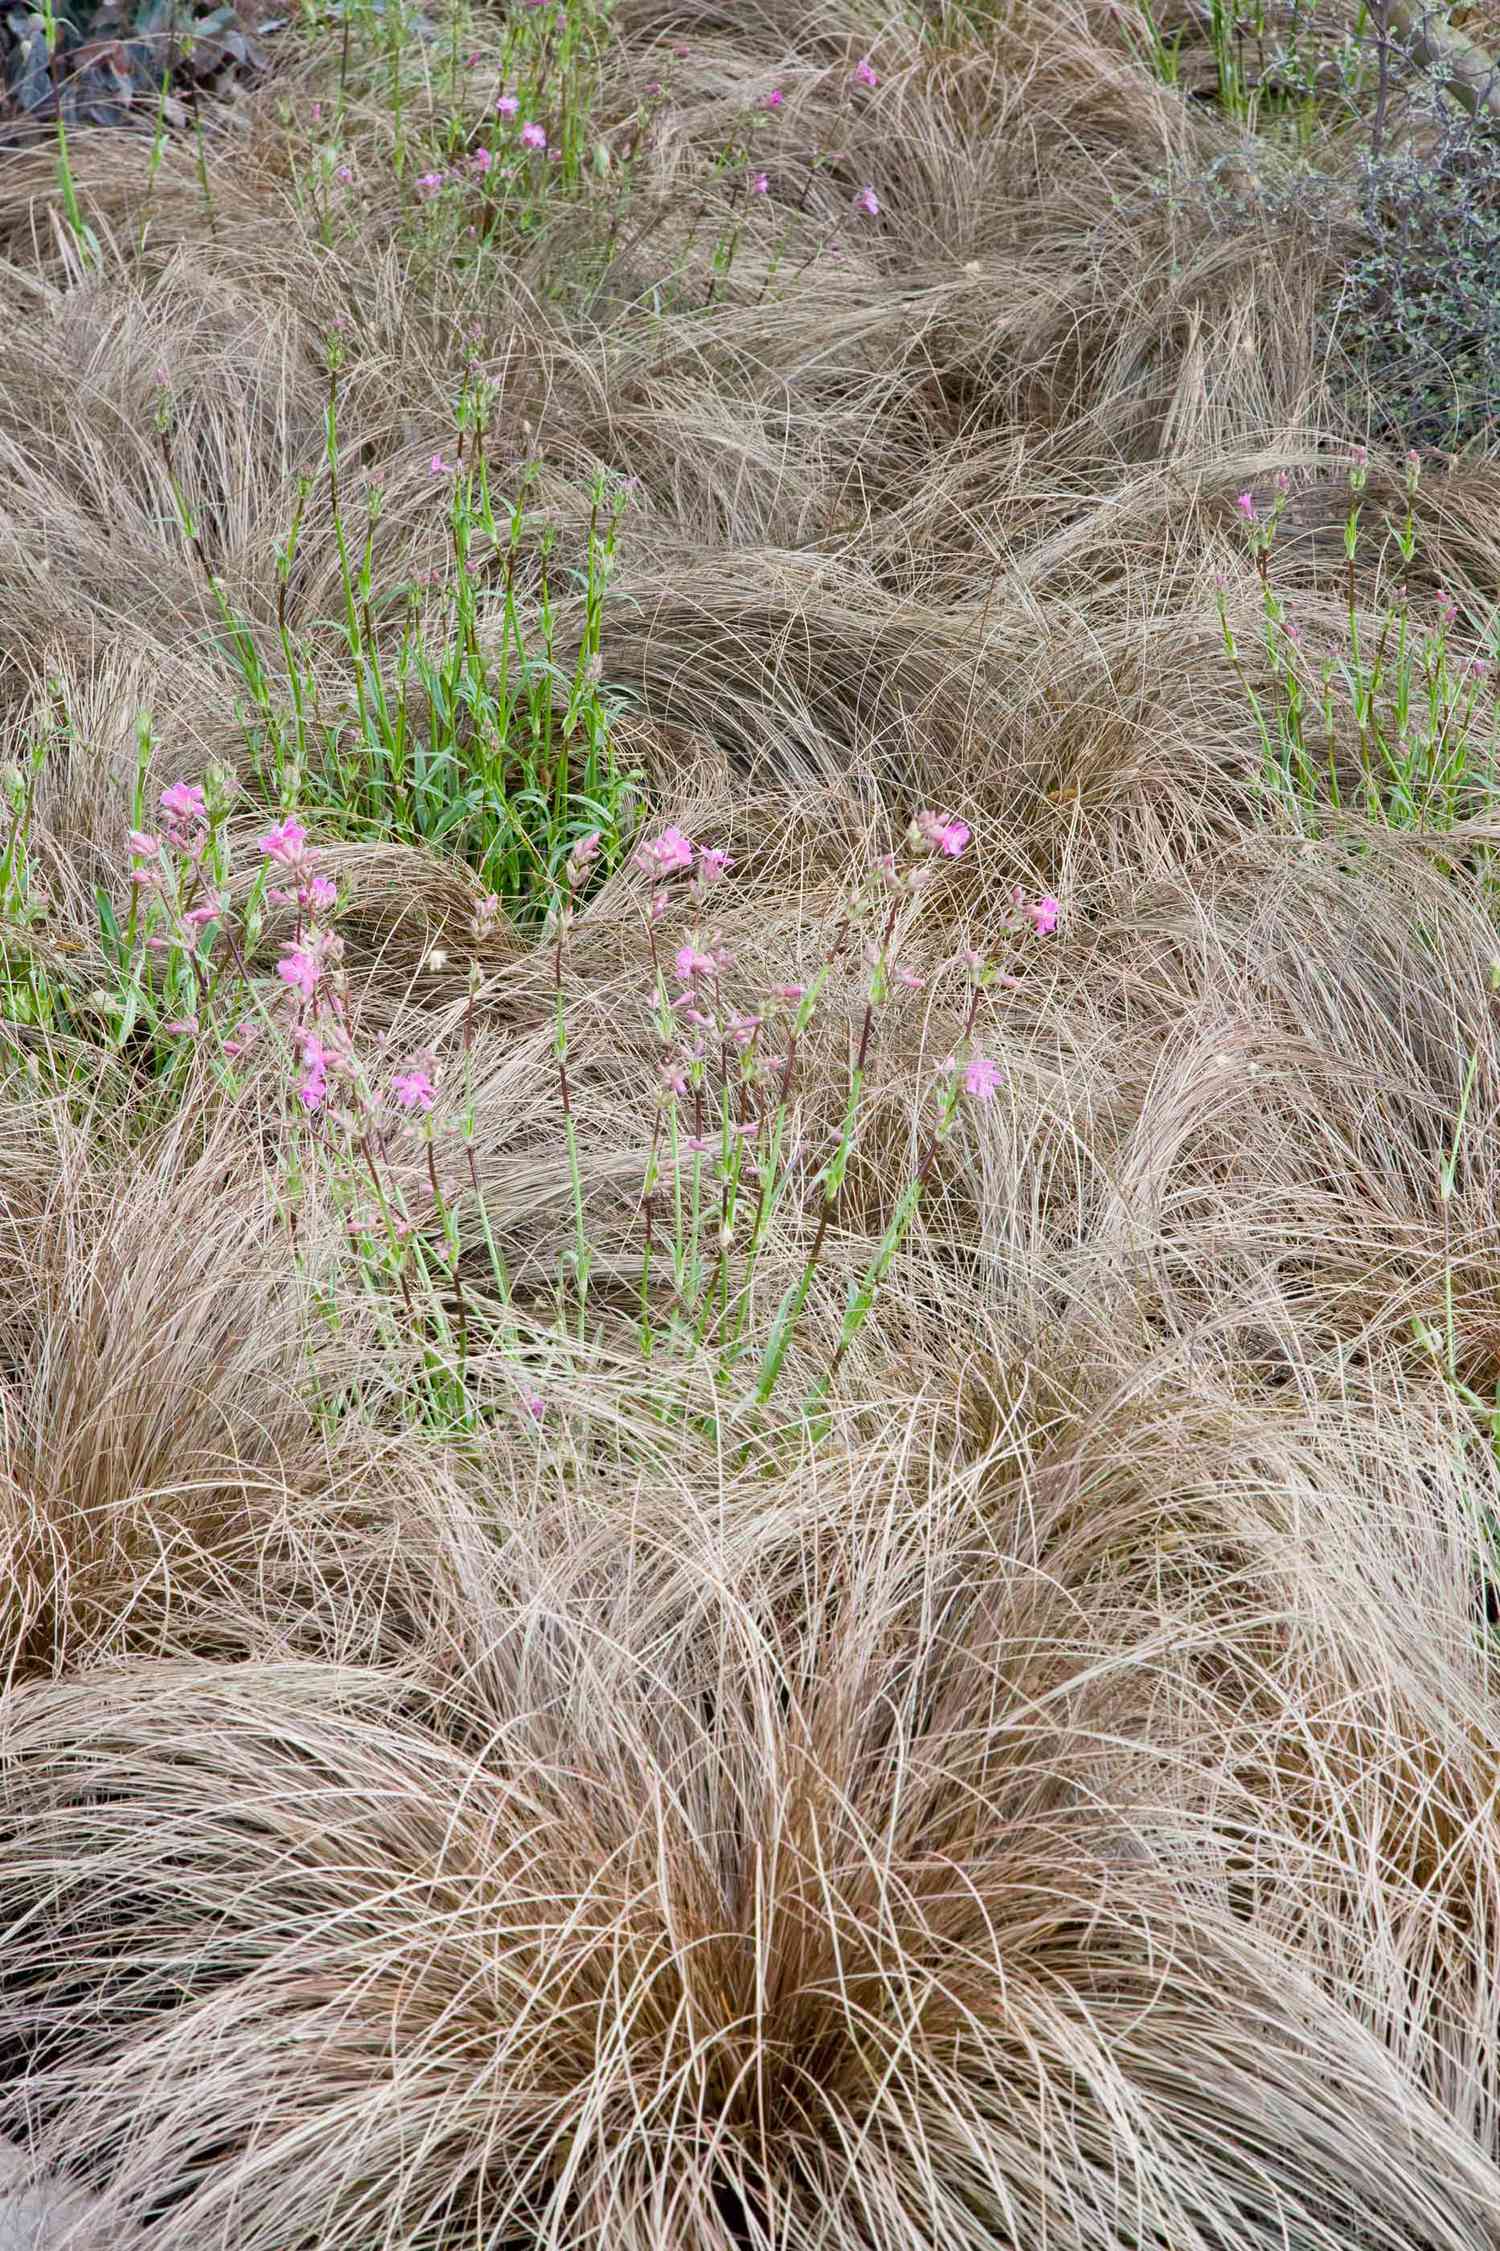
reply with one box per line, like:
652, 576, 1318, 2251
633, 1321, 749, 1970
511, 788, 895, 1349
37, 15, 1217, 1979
1, 0, 1499, 2244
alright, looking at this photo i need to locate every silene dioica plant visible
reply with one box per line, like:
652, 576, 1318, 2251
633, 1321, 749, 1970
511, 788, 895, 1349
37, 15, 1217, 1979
87, 781, 1058, 1448
156, 355, 638, 931
1216, 442, 1500, 1511
1217, 445, 1499, 840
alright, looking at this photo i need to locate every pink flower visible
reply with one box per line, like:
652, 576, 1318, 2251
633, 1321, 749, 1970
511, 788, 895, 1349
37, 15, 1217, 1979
416, 170, 445, 193
855, 184, 880, 216
294, 1027, 350, 1109
334, 163, 353, 184
497, 93, 519, 116
853, 56, 878, 87
697, 847, 731, 882
894, 966, 925, 989
159, 781, 206, 823
771, 982, 806, 1004
914, 810, 970, 857
161, 1018, 197, 1037
1028, 895, 1060, 936
727, 1011, 760, 1045
1436, 589, 1459, 627
521, 1391, 546, 1421
128, 829, 158, 858
763, 87, 784, 108
259, 814, 310, 867
750, 171, 768, 194
471, 146, 493, 174
566, 829, 603, 884
964, 1057, 1003, 1099
392, 1067, 437, 1112
303, 873, 339, 916
430, 453, 454, 476
684, 1134, 716, 1155
1235, 491, 1257, 521
276, 945, 321, 1002
638, 825, 695, 876
520, 121, 547, 151
674, 942, 716, 982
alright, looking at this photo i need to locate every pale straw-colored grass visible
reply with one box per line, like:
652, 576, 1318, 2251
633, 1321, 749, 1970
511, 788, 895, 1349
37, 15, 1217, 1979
1, 0, 1499, 2243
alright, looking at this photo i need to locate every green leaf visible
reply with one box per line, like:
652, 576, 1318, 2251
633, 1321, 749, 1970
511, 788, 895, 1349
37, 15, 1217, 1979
95, 885, 122, 954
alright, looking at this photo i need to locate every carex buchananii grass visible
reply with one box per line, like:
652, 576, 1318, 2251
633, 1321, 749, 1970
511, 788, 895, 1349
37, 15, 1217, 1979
2, 0, 1500, 2242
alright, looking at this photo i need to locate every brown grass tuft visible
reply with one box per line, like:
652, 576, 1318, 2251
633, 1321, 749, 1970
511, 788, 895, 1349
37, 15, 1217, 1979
1, 0, 1499, 2240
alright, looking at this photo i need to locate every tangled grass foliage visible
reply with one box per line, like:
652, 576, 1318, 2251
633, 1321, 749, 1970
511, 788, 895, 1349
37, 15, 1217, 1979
3, 0, 1500, 2243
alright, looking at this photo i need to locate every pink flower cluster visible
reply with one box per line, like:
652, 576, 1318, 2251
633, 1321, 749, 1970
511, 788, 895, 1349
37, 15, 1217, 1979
630, 829, 774, 1122
392, 1066, 436, 1112
157, 779, 207, 851
292, 1018, 355, 1113
636, 824, 696, 878
565, 829, 603, 888
913, 809, 970, 858
259, 820, 436, 1126
633, 825, 730, 921
630, 812, 1064, 1193
250, 818, 361, 1113
261, 815, 337, 917
125, 781, 228, 994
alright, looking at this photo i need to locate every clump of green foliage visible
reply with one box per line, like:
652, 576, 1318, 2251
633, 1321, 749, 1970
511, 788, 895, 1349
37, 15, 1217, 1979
1339, 79, 1500, 451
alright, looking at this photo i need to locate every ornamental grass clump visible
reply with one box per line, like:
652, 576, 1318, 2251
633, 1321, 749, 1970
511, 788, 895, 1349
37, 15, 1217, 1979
3, 0, 1500, 2238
